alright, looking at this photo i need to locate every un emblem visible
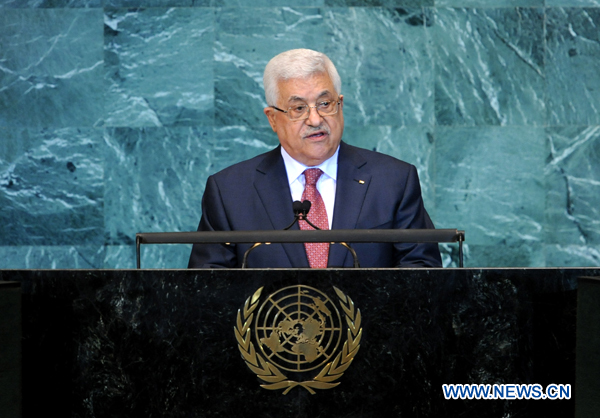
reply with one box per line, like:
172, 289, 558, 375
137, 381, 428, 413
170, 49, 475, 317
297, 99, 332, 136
234, 285, 362, 394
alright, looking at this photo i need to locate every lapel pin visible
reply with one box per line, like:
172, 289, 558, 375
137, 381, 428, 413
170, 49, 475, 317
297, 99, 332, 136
358, 180, 365, 184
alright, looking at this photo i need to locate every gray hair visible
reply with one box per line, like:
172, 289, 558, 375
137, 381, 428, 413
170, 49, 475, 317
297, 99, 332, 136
263, 49, 342, 106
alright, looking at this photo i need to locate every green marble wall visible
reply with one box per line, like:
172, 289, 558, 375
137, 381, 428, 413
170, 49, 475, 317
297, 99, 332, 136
1, 1, 599, 268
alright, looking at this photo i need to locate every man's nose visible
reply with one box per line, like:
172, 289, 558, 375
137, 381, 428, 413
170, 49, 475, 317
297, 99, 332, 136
305, 106, 323, 126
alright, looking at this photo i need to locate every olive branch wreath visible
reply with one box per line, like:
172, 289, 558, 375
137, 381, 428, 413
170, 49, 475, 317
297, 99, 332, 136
234, 286, 362, 395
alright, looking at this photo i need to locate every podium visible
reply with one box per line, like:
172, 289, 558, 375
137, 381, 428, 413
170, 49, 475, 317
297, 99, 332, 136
2, 267, 598, 417
0, 281, 21, 418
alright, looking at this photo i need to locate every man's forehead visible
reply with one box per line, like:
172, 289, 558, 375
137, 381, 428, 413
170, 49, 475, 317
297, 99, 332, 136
277, 72, 336, 102
286, 89, 334, 103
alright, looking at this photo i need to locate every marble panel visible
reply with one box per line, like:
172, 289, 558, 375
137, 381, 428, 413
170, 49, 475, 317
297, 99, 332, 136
105, 244, 192, 268
466, 243, 545, 267
0, 128, 104, 246
210, 125, 280, 169
104, 127, 208, 245
434, 127, 546, 251
325, 8, 434, 127
436, 0, 542, 6
434, 8, 545, 126
214, 7, 326, 127
545, 126, 600, 247
343, 125, 436, 212
103, 126, 278, 246
0, 9, 104, 128
546, 0, 600, 6
0, 0, 102, 7
105, 0, 209, 7
442, 241, 548, 269
0, 245, 104, 268
545, 244, 600, 267
439, 242, 466, 267
325, 0, 433, 6
216, 0, 323, 5
104, 8, 214, 128
546, 8, 600, 126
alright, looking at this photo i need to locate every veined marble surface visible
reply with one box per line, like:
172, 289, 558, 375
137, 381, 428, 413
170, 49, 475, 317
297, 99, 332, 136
1, 4, 599, 268
104, 8, 215, 127
434, 7, 545, 126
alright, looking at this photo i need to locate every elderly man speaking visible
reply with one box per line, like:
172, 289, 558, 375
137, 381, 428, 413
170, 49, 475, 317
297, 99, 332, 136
188, 48, 442, 269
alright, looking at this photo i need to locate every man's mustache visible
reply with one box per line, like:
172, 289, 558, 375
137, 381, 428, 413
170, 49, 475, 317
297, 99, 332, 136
302, 126, 331, 136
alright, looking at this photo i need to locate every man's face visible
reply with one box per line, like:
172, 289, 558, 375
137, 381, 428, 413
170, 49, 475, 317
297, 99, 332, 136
264, 72, 344, 167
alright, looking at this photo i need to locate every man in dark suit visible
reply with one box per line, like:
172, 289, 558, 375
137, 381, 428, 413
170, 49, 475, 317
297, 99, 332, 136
188, 49, 441, 268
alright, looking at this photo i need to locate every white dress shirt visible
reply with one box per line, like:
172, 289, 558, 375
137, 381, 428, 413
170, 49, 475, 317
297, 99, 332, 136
280, 146, 339, 229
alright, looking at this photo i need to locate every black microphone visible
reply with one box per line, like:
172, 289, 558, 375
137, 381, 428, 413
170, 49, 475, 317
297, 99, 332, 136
283, 201, 305, 230
298, 200, 320, 230
293, 200, 303, 216
244, 200, 311, 266
243, 199, 360, 268
301, 200, 311, 218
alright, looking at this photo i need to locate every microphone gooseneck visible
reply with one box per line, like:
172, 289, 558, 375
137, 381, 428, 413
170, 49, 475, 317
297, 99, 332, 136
242, 198, 361, 268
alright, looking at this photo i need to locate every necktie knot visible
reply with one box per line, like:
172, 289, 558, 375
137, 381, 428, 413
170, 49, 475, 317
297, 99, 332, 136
304, 168, 323, 187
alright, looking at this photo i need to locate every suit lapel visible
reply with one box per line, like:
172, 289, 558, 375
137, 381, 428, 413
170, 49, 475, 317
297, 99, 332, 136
254, 147, 309, 267
329, 143, 371, 267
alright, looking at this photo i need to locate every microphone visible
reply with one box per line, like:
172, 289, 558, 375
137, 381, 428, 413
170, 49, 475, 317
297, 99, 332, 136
297, 199, 360, 267
298, 200, 320, 231
242, 199, 361, 268
284, 200, 305, 230
243, 200, 310, 266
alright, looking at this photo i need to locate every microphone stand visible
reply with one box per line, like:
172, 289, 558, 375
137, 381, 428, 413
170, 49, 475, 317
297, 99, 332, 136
242, 200, 360, 268
242, 201, 307, 267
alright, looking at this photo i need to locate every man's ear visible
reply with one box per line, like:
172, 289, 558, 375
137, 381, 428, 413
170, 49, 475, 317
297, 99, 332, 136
339, 94, 344, 109
264, 107, 278, 132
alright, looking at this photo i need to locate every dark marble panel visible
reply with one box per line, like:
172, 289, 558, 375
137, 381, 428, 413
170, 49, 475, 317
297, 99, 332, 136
1, 268, 588, 417
104, 8, 214, 127
434, 8, 545, 126
546, 8, 600, 125
325, 7, 434, 127
0, 282, 21, 418
576, 277, 600, 418
214, 7, 326, 128
0, 128, 104, 246
0, 9, 104, 128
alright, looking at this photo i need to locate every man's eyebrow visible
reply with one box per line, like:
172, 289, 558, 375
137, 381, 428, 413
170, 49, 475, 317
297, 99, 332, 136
287, 90, 333, 103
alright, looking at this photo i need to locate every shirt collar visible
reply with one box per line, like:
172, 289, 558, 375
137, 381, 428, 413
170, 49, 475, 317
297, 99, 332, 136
280, 145, 339, 185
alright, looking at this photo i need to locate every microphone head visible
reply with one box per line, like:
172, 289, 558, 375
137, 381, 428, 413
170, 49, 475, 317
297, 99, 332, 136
292, 200, 303, 215
301, 200, 311, 215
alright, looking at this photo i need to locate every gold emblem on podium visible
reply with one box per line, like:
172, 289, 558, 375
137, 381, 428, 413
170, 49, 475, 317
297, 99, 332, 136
234, 285, 362, 394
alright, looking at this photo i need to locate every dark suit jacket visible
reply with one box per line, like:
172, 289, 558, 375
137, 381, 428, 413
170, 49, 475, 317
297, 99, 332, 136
188, 142, 442, 268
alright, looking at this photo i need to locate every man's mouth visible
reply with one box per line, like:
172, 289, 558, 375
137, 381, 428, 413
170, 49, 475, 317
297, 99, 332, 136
304, 129, 329, 140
